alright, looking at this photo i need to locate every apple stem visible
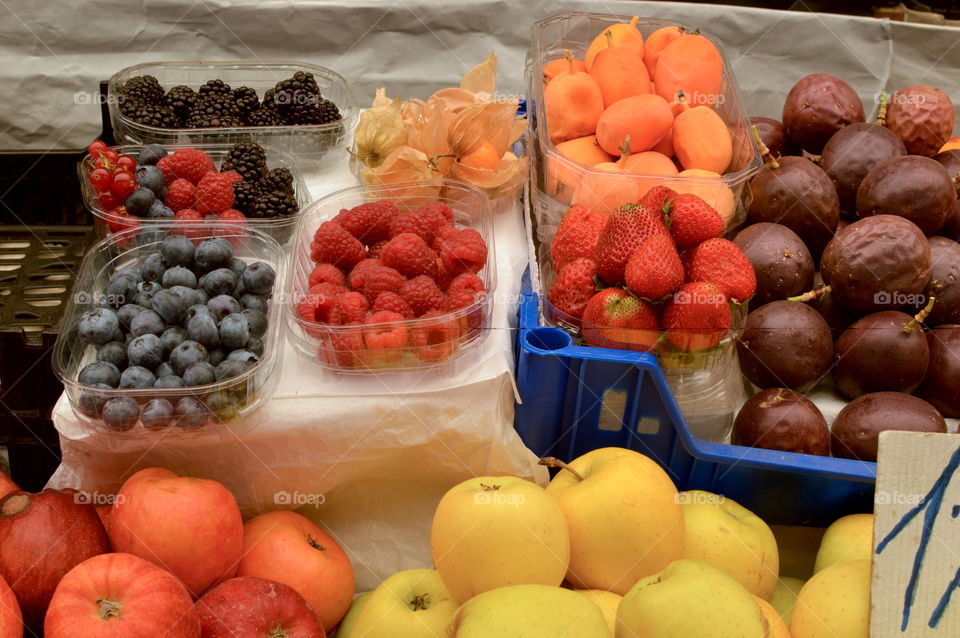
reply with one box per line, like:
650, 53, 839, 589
751, 125, 779, 169
788, 286, 830, 303
97, 598, 122, 620
307, 535, 326, 552
904, 296, 936, 334
538, 457, 585, 481
410, 593, 431, 611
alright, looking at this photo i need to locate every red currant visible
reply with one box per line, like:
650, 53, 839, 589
89, 167, 113, 191
102, 149, 119, 163
116, 154, 137, 172
88, 140, 108, 157
93, 156, 113, 170
98, 191, 120, 210
111, 171, 137, 200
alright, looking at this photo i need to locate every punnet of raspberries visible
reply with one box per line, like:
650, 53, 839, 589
84, 141, 300, 228
296, 199, 489, 369
546, 186, 756, 354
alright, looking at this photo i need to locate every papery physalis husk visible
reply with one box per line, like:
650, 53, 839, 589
451, 150, 528, 191
371, 87, 392, 108
361, 146, 442, 203
412, 99, 457, 177
449, 101, 521, 158
460, 54, 497, 100
351, 93, 407, 169
429, 88, 480, 114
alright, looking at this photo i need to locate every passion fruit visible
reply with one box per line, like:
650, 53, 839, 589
782, 73, 865, 154
749, 116, 799, 158
885, 85, 956, 157
856, 155, 955, 235
820, 123, 906, 216
732, 222, 814, 305
831, 392, 946, 461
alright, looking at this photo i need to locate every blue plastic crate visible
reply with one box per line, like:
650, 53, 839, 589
514, 274, 876, 526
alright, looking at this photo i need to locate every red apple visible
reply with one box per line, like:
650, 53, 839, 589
196, 576, 326, 638
0, 490, 110, 628
0, 573, 21, 638
237, 512, 354, 632
45, 552, 200, 638
109, 468, 243, 597
0, 472, 16, 501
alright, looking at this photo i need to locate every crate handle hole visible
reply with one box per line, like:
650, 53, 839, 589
525, 327, 572, 352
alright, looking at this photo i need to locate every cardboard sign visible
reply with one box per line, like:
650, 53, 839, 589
873, 431, 960, 636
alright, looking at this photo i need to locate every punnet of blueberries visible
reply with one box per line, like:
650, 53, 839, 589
74, 233, 276, 432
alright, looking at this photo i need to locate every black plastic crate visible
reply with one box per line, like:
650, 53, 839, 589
0, 151, 91, 226
2, 426, 62, 492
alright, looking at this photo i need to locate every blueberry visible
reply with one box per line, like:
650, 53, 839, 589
78, 383, 112, 417
203, 268, 237, 297
147, 200, 175, 219
139, 143, 168, 165
215, 359, 252, 380
240, 309, 268, 338
170, 340, 208, 376
161, 234, 195, 268
136, 165, 165, 194
154, 361, 175, 378
161, 266, 197, 289
106, 273, 138, 308
140, 254, 166, 284
228, 257, 246, 279
159, 326, 188, 357
137, 227, 167, 247
96, 341, 129, 369
152, 289, 190, 324
226, 349, 258, 364
206, 391, 240, 422
242, 262, 276, 295
197, 272, 208, 289
245, 336, 264, 356
116, 267, 143, 284
154, 374, 186, 389
134, 280, 162, 306
183, 361, 217, 386
141, 398, 174, 429
130, 309, 165, 337
117, 303, 148, 330
207, 348, 226, 367
101, 397, 140, 431
207, 294, 241, 321
194, 289, 210, 305
219, 314, 250, 350
128, 334, 164, 368
186, 303, 215, 322
240, 294, 268, 313
194, 238, 233, 273
79, 308, 120, 345
125, 187, 156, 217
188, 312, 221, 349
78, 361, 121, 388
119, 365, 156, 389
170, 285, 201, 306
175, 396, 209, 429
232, 277, 245, 297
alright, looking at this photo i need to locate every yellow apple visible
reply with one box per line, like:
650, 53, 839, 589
448, 584, 612, 637
575, 589, 622, 635
813, 513, 873, 574
770, 576, 805, 625
790, 558, 870, 638
616, 559, 766, 637
337, 591, 372, 638
754, 595, 791, 638
545, 447, 684, 594
348, 569, 458, 638
680, 490, 780, 600
430, 476, 569, 602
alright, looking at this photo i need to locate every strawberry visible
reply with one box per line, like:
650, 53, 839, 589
550, 205, 608, 272
594, 203, 668, 285
625, 234, 684, 300
666, 193, 724, 248
685, 238, 757, 303
581, 288, 660, 351
661, 281, 732, 351
547, 258, 598, 320
638, 185, 678, 217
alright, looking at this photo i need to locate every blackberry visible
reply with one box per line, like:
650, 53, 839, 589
197, 79, 232, 99
232, 86, 260, 120
259, 167, 294, 195
166, 85, 197, 122
282, 98, 341, 126
275, 72, 320, 97
120, 75, 166, 106
185, 94, 240, 128
232, 181, 262, 214
245, 106, 284, 127
316, 99, 341, 124
127, 102, 178, 129
223, 142, 267, 182
273, 72, 324, 124
251, 190, 298, 218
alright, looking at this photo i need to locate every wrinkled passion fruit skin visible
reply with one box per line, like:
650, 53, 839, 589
733, 387, 830, 455
886, 85, 956, 156
733, 222, 814, 305
832, 311, 929, 399
750, 116, 800, 158
820, 123, 906, 216
831, 391, 946, 461
782, 73, 865, 154
856, 155, 955, 235
918, 325, 960, 417
737, 300, 833, 392
821, 215, 931, 314
917, 237, 960, 326
747, 156, 840, 256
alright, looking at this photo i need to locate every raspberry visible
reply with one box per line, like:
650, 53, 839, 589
310, 221, 366, 270
373, 291, 415, 319
412, 309, 460, 362
321, 329, 366, 369
348, 258, 383, 290
445, 288, 478, 311
309, 263, 346, 288
381, 233, 438, 279
445, 289, 484, 332
217, 209, 245, 222
195, 173, 236, 214
220, 170, 244, 184
431, 224, 458, 252
167, 148, 216, 185
447, 272, 485, 297
165, 178, 196, 212
334, 201, 396, 245
298, 282, 346, 325
363, 310, 409, 364
421, 202, 454, 225
156, 156, 177, 185
440, 229, 487, 275
399, 275, 444, 316
367, 240, 388, 259
172, 208, 204, 241
362, 265, 405, 304
336, 291, 369, 324
389, 209, 443, 244
174, 208, 202, 221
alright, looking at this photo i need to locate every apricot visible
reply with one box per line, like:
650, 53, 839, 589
545, 53, 605, 144
460, 140, 501, 170
590, 33, 651, 107
544, 56, 586, 83
595, 93, 674, 156
673, 106, 733, 173
585, 17, 644, 71
674, 168, 736, 227
655, 33, 723, 108
643, 25, 684, 77
618, 151, 679, 199
573, 162, 639, 213
546, 135, 616, 203
652, 126, 675, 158
941, 136, 960, 153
